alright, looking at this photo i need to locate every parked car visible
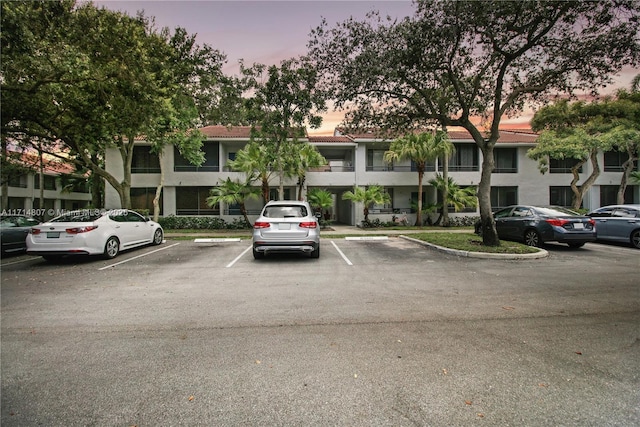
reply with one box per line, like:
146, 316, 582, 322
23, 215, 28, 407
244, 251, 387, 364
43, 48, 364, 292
27, 209, 163, 261
252, 200, 321, 259
587, 204, 640, 249
475, 205, 597, 248
1, 215, 41, 255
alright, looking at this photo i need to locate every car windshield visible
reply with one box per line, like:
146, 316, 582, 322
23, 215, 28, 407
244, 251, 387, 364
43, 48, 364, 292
263, 205, 307, 218
51, 212, 102, 222
535, 207, 580, 217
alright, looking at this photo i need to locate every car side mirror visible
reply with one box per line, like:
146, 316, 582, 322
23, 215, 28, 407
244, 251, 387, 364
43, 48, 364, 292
315, 212, 322, 219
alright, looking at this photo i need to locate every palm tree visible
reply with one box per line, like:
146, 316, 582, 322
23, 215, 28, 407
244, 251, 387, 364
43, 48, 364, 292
228, 141, 276, 203
385, 131, 453, 226
429, 174, 477, 226
307, 188, 333, 226
206, 178, 261, 227
285, 143, 327, 200
630, 171, 640, 184
342, 185, 391, 224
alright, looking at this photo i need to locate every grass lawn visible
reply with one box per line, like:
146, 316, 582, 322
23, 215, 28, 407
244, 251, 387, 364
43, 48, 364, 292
409, 232, 539, 254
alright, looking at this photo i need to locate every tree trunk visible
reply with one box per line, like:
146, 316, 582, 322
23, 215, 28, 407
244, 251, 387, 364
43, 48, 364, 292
38, 148, 44, 214
241, 202, 252, 227
478, 144, 499, 246
152, 149, 164, 222
571, 150, 600, 210
1, 138, 8, 209
441, 155, 450, 227
415, 167, 424, 226
617, 147, 637, 204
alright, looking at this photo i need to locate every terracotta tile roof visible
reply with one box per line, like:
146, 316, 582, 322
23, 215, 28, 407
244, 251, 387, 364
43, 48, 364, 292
199, 125, 309, 139
200, 125, 253, 138
308, 135, 354, 143
9, 150, 78, 175
334, 127, 539, 144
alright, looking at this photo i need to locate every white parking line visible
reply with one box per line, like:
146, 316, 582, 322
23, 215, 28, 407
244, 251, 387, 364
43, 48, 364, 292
1, 257, 39, 267
226, 245, 252, 268
98, 242, 181, 270
345, 236, 389, 241
331, 240, 353, 266
194, 238, 242, 243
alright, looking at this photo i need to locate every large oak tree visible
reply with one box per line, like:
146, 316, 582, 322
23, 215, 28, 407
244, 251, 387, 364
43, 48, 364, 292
307, 0, 640, 245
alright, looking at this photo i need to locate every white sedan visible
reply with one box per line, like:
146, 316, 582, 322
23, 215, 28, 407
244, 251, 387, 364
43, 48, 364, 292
27, 209, 164, 261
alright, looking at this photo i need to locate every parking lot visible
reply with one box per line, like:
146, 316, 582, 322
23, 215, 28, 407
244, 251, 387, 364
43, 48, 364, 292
2, 236, 639, 426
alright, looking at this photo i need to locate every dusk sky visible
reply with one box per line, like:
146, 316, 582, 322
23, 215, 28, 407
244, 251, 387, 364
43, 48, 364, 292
95, 1, 637, 135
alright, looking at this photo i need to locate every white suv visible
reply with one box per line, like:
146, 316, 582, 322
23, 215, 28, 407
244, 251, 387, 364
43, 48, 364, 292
252, 200, 321, 259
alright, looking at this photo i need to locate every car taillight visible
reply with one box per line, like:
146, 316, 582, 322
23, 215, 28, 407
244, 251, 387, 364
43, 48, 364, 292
30, 228, 41, 235
254, 221, 270, 229
545, 218, 569, 227
588, 219, 596, 227
299, 221, 317, 229
65, 225, 98, 234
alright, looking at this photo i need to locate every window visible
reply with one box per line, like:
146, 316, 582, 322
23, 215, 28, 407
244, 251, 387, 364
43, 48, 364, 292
549, 158, 583, 174
411, 160, 436, 172
600, 185, 638, 205
269, 188, 292, 201
176, 187, 219, 215
491, 187, 518, 210
367, 149, 391, 171
33, 175, 57, 190
371, 187, 393, 212
493, 148, 517, 173
410, 191, 427, 213
549, 186, 576, 207
441, 143, 478, 172
603, 151, 629, 172
8, 174, 27, 188
132, 146, 161, 173
174, 142, 219, 172
131, 188, 161, 215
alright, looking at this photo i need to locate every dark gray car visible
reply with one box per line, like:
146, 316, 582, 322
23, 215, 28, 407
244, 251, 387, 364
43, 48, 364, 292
1, 215, 41, 255
475, 205, 597, 248
588, 204, 640, 249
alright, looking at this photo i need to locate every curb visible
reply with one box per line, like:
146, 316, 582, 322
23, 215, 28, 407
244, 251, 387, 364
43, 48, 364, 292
399, 235, 549, 260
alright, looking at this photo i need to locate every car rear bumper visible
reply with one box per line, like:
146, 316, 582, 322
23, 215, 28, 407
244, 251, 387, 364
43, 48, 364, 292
253, 241, 319, 254
552, 231, 597, 244
27, 249, 92, 256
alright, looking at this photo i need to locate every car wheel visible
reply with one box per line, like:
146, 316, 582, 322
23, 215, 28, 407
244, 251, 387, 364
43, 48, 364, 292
631, 230, 640, 249
568, 242, 585, 248
310, 245, 320, 259
253, 248, 264, 259
523, 229, 541, 247
152, 228, 163, 245
103, 237, 120, 259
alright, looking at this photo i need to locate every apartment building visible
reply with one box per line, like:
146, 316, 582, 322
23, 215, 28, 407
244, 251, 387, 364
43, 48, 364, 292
1, 152, 92, 220
104, 125, 639, 226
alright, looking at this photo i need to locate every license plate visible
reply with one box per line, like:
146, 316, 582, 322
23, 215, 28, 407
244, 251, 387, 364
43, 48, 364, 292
573, 223, 584, 230
47, 232, 60, 238
277, 223, 291, 230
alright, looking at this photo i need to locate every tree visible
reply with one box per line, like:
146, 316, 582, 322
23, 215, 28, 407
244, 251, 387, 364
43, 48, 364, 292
228, 141, 276, 204
342, 185, 391, 224
428, 174, 478, 225
528, 94, 640, 209
308, 0, 640, 245
307, 188, 334, 226
384, 130, 453, 226
1, 1, 223, 210
284, 142, 327, 201
206, 178, 261, 228
236, 58, 327, 200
